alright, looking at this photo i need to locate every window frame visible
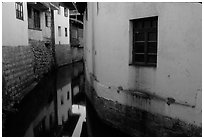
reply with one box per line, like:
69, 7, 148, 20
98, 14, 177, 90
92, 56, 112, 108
15, 2, 24, 20
131, 16, 158, 67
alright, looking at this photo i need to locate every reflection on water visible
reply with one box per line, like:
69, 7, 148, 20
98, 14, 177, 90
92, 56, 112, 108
3, 61, 128, 137
3, 62, 85, 137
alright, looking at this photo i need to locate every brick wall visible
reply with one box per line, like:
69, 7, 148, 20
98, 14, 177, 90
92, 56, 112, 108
2, 46, 35, 107
2, 40, 55, 109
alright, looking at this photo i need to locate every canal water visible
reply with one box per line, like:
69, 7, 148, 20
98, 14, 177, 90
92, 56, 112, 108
3, 62, 129, 137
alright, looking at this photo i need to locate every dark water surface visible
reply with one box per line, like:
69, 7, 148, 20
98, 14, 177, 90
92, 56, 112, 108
3, 62, 129, 137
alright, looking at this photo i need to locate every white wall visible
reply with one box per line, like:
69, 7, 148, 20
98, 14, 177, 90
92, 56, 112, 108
2, 2, 28, 46
54, 6, 70, 45
85, 2, 201, 126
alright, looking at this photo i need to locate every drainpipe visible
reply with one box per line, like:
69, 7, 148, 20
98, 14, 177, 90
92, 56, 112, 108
91, 3, 96, 80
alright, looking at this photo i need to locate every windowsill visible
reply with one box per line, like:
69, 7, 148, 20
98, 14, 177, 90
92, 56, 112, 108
28, 27, 42, 31
16, 18, 24, 21
129, 62, 157, 67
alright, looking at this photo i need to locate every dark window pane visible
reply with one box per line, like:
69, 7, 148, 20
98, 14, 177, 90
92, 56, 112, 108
135, 21, 143, 29
67, 91, 69, 99
28, 6, 32, 18
148, 32, 157, 41
135, 32, 145, 41
134, 54, 145, 62
148, 42, 157, 53
152, 20, 157, 27
133, 42, 145, 53
144, 20, 151, 28
34, 9, 40, 29
45, 14, 48, 27
147, 55, 157, 63
132, 16, 158, 66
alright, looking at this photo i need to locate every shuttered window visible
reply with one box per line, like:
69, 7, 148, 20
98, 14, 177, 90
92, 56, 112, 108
132, 16, 158, 67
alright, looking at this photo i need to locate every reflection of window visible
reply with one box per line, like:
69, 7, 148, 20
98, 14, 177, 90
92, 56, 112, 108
65, 28, 67, 37
131, 16, 158, 66
62, 115, 65, 124
67, 91, 69, 100
58, 26, 61, 37
61, 95, 64, 105
64, 7, 68, 17
45, 13, 48, 27
49, 114, 52, 127
15, 2, 23, 20
34, 118, 46, 137
34, 9, 40, 29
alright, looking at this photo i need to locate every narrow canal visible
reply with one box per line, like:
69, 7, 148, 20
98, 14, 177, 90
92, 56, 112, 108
3, 61, 129, 137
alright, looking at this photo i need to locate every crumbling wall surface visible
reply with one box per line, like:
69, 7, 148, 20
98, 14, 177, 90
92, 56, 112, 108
30, 39, 55, 79
85, 79, 202, 137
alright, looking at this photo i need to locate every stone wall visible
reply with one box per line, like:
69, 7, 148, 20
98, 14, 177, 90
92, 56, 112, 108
30, 40, 55, 79
2, 46, 35, 107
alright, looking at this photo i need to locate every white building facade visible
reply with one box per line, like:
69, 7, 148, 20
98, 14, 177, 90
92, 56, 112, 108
54, 4, 70, 45
84, 2, 202, 136
2, 2, 29, 46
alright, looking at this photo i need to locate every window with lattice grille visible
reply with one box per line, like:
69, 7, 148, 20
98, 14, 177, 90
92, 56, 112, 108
132, 16, 158, 67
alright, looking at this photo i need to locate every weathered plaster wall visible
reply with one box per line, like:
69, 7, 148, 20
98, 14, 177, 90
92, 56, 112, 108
2, 2, 28, 46
84, 2, 201, 128
54, 6, 70, 45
